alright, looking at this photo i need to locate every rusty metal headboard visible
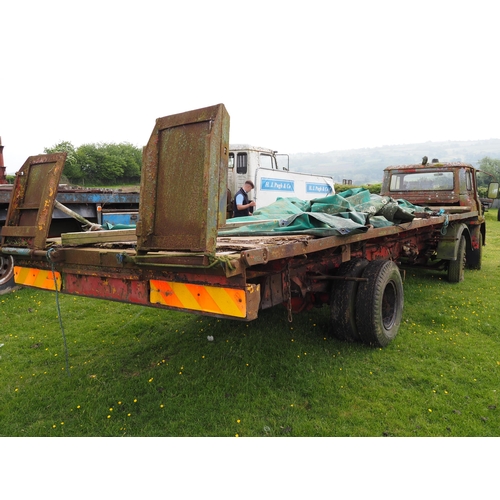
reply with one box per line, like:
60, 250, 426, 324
1, 153, 67, 249
136, 103, 230, 254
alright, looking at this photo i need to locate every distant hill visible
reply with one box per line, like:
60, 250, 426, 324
289, 138, 500, 184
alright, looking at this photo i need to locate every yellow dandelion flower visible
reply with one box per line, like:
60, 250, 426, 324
107, 415, 111, 419
237, 419, 241, 424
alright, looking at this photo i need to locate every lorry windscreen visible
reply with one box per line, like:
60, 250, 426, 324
259, 153, 274, 169
389, 171, 454, 191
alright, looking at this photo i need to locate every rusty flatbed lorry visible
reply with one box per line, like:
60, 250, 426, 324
0, 104, 495, 348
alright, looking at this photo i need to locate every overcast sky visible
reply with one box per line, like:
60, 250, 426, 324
2, 0, 499, 173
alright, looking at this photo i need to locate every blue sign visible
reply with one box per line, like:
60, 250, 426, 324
306, 183, 333, 194
260, 178, 295, 192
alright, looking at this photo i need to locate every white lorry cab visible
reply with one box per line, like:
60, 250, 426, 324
227, 144, 335, 216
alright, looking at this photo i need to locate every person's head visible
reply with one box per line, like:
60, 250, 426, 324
244, 180, 254, 192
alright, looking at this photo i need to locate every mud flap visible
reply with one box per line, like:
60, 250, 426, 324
435, 223, 469, 260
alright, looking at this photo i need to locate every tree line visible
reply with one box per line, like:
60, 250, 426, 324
36, 143, 500, 189
43, 141, 142, 185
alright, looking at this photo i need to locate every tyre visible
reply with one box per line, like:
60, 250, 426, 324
448, 235, 466, 283
466, 230, 482, 270
497, 209, 500, 222
330, 259, 369, 342
0, 255, 16, 295
355, 260, 404, 347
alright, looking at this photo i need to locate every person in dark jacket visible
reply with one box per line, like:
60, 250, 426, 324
233, 180, 255, 217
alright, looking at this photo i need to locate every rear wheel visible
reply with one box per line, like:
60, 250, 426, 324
330, 259, 369, 342
355, 260, 404, 347
448, 235, 466, 283
0, 255, 16, 295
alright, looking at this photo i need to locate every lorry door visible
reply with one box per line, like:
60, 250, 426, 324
463, 167, 480, 211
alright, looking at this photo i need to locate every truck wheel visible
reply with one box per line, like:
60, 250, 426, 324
355, 260, 404, 348
448, 235, 466, 283
0, 255, 17, 295
330, 259, 369, 342
497, 209, 500, 222
466, 231, 482, 270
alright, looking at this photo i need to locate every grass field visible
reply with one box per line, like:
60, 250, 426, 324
0, 210, 499, 437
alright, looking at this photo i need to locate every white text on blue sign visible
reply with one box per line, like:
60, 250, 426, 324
260, 178, 295, 192
306, 183, 333, 194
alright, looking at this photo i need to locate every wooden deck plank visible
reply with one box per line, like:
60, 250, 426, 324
61, 229, 136, 246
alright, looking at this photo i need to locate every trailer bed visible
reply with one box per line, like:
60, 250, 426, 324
34, 210, 475, 273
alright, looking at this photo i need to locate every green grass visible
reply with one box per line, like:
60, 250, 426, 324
1, 211, 499, 437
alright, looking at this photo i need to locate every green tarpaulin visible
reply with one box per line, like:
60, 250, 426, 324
219, 189, 433, 237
